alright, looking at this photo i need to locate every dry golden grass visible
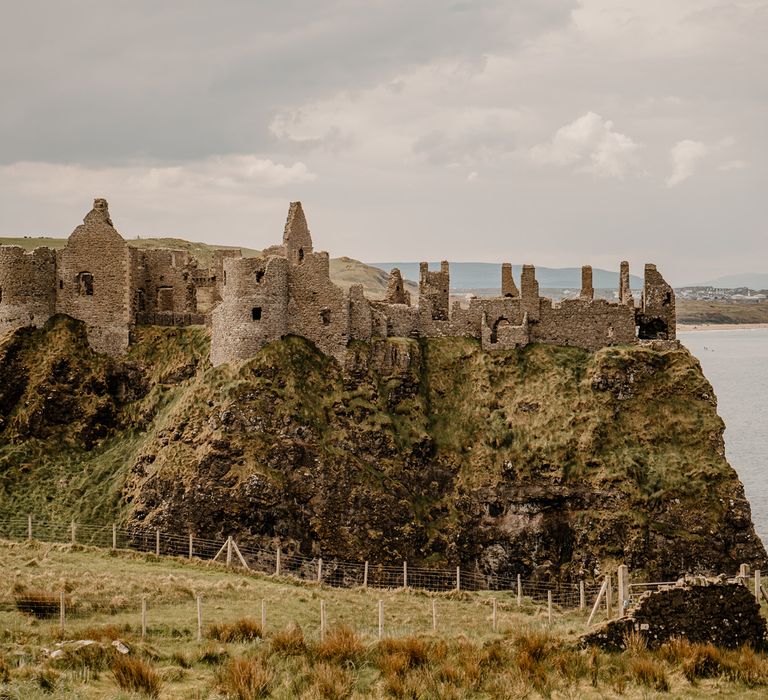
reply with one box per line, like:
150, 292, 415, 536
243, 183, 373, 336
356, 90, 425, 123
208, 617, 264, 643
216, 655, 274, 699
112, 654, 162, 697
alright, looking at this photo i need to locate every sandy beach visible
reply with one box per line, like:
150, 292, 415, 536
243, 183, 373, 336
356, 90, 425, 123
678, 322, 768, 331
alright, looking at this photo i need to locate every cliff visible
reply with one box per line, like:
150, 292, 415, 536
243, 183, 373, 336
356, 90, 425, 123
0, 315, 764, 583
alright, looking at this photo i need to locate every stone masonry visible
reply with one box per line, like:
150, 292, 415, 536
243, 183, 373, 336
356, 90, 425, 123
0, 198, 678, 362
583, 576, 767, 651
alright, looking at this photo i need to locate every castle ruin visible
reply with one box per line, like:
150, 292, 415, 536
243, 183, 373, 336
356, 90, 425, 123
0, 199, 676, 362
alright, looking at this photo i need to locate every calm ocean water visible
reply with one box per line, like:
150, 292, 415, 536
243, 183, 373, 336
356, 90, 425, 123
679, 329, 768, 545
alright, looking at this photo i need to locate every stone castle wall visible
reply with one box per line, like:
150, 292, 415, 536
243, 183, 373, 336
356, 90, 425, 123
55, 199, 132, 355
0, 246, 56, 337
0, 198, 678, 365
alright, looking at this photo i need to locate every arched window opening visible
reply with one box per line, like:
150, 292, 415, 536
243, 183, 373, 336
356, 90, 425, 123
298, 248, 305, 263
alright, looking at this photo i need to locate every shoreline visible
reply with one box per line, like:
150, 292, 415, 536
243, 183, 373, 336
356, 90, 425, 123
677, 322, 768, 332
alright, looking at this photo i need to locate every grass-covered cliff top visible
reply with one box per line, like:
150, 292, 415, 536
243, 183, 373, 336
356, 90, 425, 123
0, 317, 764, 583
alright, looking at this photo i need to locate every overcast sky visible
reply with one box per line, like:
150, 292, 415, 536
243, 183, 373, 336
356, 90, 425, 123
1, 1, 765, 284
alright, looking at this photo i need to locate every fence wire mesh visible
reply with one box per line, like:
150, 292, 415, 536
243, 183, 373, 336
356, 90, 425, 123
1, 517, 600, 609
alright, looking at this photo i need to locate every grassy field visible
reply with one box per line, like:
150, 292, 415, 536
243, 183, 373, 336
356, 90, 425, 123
2, 541, 768, 698
676, 299, 768, 325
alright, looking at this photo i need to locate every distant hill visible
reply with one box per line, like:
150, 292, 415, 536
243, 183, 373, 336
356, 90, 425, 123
370, 262, 643, 292
685, 273, 768, 290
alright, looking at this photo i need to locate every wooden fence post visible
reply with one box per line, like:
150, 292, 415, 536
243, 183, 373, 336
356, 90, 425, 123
755, 570, 762, 602
586, 578, 609, 628
112, 523, 117, 550
60, 591, 65, 631
225, 536, 233, 567
196, 596, 203, 642
740, 563, 749, 579
317, 558, 323, 584
403, 561, 408, 589
378, 600, 383, 640
141, 597, 147, 638
617, 565, 628, 616
455, 566, 460, 591
27, 514, 32, 541
492, 597, 497, 631
579, 580, 585, 611
363, 561, 369, 588
547, 591, 553, 625
155, 528, 160, 557
70, 521, 76, 545
276, 547, 281, 576
188, 533, 193, 560
517, 574, 522, 607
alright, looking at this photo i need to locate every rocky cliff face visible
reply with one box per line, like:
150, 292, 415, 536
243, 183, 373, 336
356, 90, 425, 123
0, 316, 764, 583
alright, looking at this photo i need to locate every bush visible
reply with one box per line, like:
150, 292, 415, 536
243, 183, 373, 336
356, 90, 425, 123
208, 617, 264, 643
216, 655, 274, 699
112, 655, 162, 698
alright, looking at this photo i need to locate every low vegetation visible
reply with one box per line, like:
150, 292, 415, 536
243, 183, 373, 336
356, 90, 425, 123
1, 541, 768, 697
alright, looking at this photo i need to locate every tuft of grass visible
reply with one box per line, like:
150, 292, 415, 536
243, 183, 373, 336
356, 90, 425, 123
216, 655, 274, 699
111, 655, 162, 698
208, 617, 264, 643
305, 661, 354, 700
271, 623, 307, 656
197, 644, 230, 666
316, 625, 365, 665
628, 655, 669, 692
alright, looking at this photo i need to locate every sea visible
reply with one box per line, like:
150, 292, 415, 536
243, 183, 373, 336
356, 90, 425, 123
679, 329, 768, 547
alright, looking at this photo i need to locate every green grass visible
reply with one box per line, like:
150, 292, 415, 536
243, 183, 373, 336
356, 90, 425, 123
2, 541, 768, 698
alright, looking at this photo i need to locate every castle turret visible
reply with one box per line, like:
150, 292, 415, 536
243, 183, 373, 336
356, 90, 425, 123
419, 261, 449, 321
210, 256, 290, 366
0, 246, 56, 338
282, 202, 313, 266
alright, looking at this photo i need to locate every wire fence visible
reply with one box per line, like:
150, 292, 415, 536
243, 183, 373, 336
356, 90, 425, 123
0, 517, 600, 609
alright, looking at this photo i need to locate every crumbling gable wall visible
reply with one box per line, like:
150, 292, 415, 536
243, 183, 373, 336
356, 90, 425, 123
55, 199, 132, 355
0, 246, 56, 338
638, 264, 676, 340
384, 268, 411, 305
283, 201, 313, 266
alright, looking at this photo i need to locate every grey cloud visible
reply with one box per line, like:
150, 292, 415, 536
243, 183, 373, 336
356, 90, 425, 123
0, 0, 575, 164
